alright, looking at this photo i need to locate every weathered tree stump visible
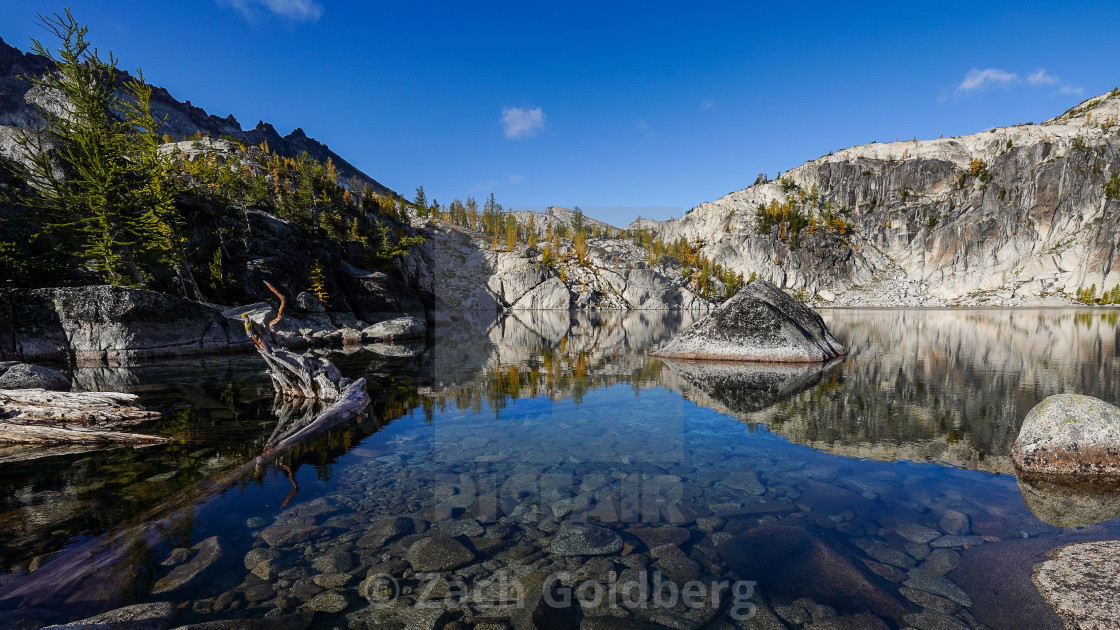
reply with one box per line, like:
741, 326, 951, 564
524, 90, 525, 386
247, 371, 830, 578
241, 282, 361, 401
0, 389, 166, 445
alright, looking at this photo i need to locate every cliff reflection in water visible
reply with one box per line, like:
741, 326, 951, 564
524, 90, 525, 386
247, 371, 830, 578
733, 309, 1120, 472
2, 307, 1115, 580
423, 308, 1120, 475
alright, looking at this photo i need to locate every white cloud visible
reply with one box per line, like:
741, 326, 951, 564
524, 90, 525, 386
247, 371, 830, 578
1027, 69, 1059, 86
956, 68, 1018, 94
1030, 69, 1083, 96
222, 0, 324, 22
507, 174, 525, 184
501, 107, 546, 139
948, 66, 1083, 101
699, 99, 719, 111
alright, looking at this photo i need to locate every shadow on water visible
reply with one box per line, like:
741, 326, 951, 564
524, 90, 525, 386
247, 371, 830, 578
0, 308, 1119, 624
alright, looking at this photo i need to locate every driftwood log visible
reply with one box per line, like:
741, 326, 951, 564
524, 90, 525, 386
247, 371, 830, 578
242, 282, 358, 401
0, 389, 167, 445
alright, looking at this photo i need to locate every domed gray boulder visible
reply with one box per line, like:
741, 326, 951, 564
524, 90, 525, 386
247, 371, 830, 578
0, 362, 70, 391
1012, 394, 1120, 481
651, 280, 845, 363
361, 316, 426, 342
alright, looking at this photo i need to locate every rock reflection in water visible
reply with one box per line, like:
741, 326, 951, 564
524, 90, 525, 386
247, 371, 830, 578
1016, 474, 1120, 528
661, 358, 837, 415
1, 308, 1119, 627
744, 308, 1120, 472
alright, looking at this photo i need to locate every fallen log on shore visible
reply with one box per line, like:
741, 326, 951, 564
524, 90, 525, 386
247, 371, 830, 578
0, 389, 167, 445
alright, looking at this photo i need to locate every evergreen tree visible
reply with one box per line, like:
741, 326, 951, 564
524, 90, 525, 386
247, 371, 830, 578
120, 72, 202, 299
3, 10, 155, 285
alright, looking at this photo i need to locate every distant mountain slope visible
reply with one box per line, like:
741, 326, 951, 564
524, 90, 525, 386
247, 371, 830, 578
649, 89, 1120, 306
0, 35, 392, 195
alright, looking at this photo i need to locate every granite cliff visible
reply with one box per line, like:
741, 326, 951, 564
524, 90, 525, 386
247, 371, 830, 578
646, 90, 1120, 307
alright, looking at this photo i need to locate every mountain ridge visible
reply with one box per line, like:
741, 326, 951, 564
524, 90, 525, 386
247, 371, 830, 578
0, 35, 393, 196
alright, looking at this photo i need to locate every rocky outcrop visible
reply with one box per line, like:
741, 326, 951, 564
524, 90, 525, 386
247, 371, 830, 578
415, 224, 713, 312
652, 281, 845, 362
0, 286, 252, 365
1033, 540, 1120, 630
1011, 394, 1120, 482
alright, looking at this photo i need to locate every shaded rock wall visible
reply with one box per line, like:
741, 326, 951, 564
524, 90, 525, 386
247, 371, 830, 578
0, 286, 252, 365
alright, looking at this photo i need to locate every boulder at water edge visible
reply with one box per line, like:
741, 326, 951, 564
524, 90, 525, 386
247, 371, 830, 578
1012, 394, 1120, 481
0, 362, 70, 391
651, 280, 845, 363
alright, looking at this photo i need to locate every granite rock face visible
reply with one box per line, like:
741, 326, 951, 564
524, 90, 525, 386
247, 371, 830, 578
0, 286, 252, 365
415, 223, 713, 312
652, 280, 845, 362
644, 90, 1120, 307
1011, 394, 1120, 481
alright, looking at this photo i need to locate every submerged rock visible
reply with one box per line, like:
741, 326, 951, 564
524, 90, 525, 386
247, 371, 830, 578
651, 281, 844, 363
357, 516, 414, 548
1033, 540, 1120, 630
714, 524, 910, 622
405, 535, 474, 571
152, 536, 232, 594
550, 522, 623, 556
1012, 394, 1120, 481
41, 602, 174, 630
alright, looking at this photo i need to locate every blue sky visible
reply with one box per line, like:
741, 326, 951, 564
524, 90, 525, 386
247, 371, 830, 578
1, 1, 1118, 224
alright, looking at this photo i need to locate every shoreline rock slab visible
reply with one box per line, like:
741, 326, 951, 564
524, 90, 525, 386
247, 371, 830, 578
1033, 540, 1120, 630
1011, 394, 1120, 481
651, 281, 845, 363
361, 316, 426, 342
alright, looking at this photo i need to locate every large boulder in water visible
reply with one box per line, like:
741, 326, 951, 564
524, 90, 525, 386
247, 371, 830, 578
651, 281, 844, 362
1012, 394, 1120, 482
